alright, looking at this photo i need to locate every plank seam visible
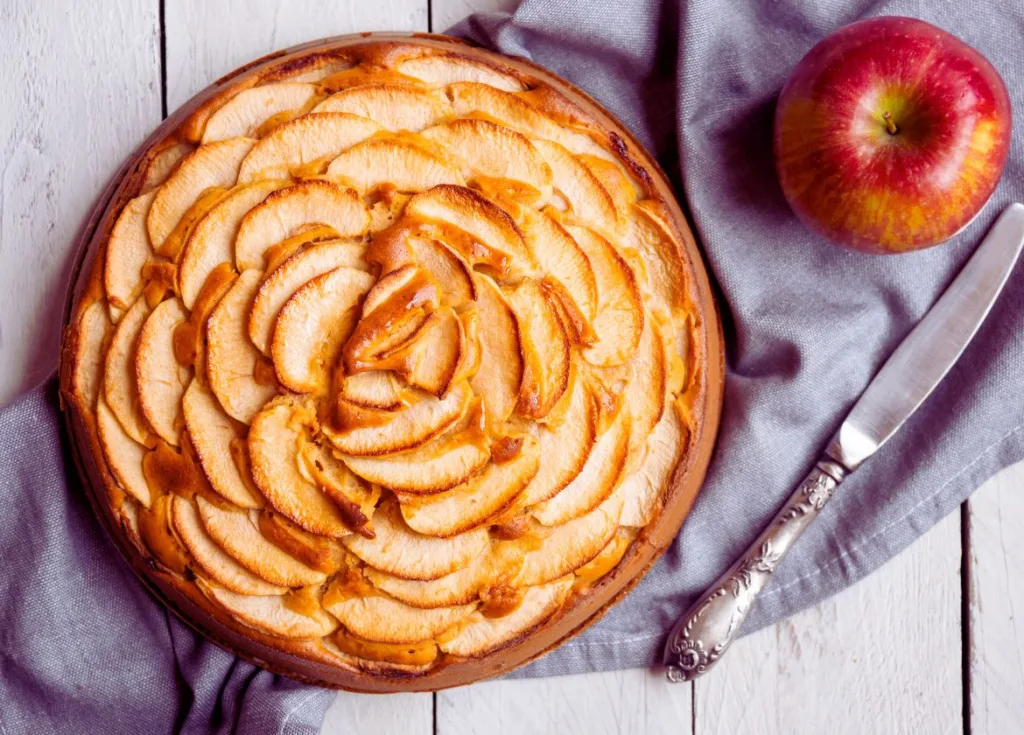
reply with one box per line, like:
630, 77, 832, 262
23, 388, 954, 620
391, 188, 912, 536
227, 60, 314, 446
962, 501, 973, 735
159, 0, 168, 119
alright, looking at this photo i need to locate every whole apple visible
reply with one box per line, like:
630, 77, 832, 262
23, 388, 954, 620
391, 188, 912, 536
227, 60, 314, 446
774, 17, 1012, 254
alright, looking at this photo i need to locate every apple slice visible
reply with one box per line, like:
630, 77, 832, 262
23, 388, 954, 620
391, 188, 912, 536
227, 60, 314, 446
343, 501, 491, 580
623, 200, 690, 315
532, 409, 631, 526
135, 297, 190, 446
171, 495, 285, 595
322, 588, 473, 644
439, 577, 573, 658
519, 487, 625, 586
68, 301, 110, 412
567, 225, 643, 367
178, 181, 281, 309
206, 270, 278, 423
623, 317, 667, 474
578, 154, 638, 221
337, 370, 406, 410
420, 119, 552, 197
146, 137, 255, 252
469, 274, 523, 422
295, 436, 380, 536
520, 372, 599, 506
507, 279, 570, 420
312, 83, 452, 131
234, 180, 369, 271
369, 233, 475, 306
248, 240, 368, 354
258, 510, 345, 574
400, 434, 540, 537
271, 266, 375, 393
397, 54, 525, 92
103, 297, 152, 445
196, 578, 337, 640
194, 494, 326, 587
325, 138, 464, 193
201, 82, 318, 143
105, 191, 156, 310
181, 379, 263, 509
96, 396, 152, 508
325, 380, 472, 457
141, 142, 194, 194
248, 397, 367, 538
620, 401, 684, 527
237, 112, 382, 183
532, 140, 620, 236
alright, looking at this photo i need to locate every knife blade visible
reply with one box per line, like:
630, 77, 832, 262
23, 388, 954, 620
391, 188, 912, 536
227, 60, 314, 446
664, 202, 1024, 683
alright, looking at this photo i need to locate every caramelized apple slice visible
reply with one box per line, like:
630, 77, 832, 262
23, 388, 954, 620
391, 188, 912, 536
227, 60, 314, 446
248, 397, 365, 538
196, 578, 337, 639
369, 232, 475, 306
623, 200, 691, 315
622, 317, 667, 475
248, 240, 368, 354
234, 181, 369, 271
68, 301, 110, 411
568, 225, 643, 367
326, 381, 472, 457
206, 270, 278, 423
258, 511, 345, 574
146, 137, 255, 251
178, 181, 281, 309
508, 279, 570, 419
135, 297, 190, 446
96, 396, 152, 508
181, 379, 263, 509
313, 83, 452, 131
337, 370, 406, 410
579, 154, 638, 220
103, 297, 152, 444
620, 401, 684, 527
171, 495, 285, 595
201, 82, 318, 143
343, 501, 490, 580
322, 588, 473, 644
400, 434, 540, 537
271, 266, 375, 393
439, 577, 573, 657
105, 191, 157, 310
532, 139, 620, 236
141, 142, 193, 194
469, 275, 523, 422
236, 112, 381, 183
398, 54, 524, 91
326, 138, 464, 193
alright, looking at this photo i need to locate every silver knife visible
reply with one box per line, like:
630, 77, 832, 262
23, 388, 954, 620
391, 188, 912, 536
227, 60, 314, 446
663, 202, 1024, 683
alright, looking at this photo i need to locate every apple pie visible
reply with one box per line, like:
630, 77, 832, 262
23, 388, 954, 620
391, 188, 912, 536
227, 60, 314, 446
59, 35, 721, 690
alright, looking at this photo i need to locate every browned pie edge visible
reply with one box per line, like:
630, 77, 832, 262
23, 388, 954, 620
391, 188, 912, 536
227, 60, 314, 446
57, 32, 725, 693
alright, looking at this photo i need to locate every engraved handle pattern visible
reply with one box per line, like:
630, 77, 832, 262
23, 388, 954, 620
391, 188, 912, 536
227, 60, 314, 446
663, 458, 847, 682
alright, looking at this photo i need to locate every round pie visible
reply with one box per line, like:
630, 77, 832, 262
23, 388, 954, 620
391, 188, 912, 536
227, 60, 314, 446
59, 34, 722, 691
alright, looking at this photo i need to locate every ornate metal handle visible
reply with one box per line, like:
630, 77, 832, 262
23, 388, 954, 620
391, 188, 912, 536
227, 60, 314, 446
663, 456, 848, 682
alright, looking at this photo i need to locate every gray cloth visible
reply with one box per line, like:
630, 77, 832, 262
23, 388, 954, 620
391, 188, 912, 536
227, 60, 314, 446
3, 1, 1023, 730
453, 0, 1024, 677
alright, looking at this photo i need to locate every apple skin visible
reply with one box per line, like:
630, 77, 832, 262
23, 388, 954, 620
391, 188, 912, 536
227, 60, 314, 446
774, 17, 1012, 254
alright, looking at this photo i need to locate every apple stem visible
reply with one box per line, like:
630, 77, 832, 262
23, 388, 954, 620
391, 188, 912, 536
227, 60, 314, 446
882, 111, 898, 135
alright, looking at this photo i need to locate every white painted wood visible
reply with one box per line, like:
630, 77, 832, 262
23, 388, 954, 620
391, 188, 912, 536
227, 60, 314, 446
695, 510, 963, 735
164, 0, 429, 112
0, 0, 161, 404
968, 461, 1024, 735
431, 0, 519, 31
437, 668, 692, 735
321, 691, 433, 735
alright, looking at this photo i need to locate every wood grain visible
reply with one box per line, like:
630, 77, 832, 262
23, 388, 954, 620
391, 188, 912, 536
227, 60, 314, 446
322, 691, 433, 735
968, 462, 1024, 735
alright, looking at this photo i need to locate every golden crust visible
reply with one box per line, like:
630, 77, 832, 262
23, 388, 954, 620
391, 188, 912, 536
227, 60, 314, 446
58, 34, 721, 693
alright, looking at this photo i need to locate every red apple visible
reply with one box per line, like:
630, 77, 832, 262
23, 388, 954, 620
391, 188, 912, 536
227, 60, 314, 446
774, 16, 1012, 254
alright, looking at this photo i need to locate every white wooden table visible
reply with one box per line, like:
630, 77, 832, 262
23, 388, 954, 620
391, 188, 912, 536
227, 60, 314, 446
2, 1, 1021, 732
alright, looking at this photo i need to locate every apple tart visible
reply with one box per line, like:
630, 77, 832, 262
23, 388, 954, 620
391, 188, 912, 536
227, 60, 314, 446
60, 35, 722, 690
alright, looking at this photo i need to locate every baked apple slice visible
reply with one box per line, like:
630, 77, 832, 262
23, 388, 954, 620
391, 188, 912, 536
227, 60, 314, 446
258, 511, 345, 574
343, 501, 490, 580
622, 317, 667, 475
248, 239, 369, 354
398, 55, 525, 92
326, 138, 464, 193
201, 83, 318, 143
322, 586, 473, 644
469, 274, 523, 422
171, 495, 285, 595
620, 401, 684, 527
96, 396, 151, 508
368, 233, 476, 306
234, 180, 369, 271
67, 301, 110, 412
508, 279, 570, 420
196, 579, 337, 640
206, 269, 278, 423
103, 297, 152, 445
146, 137, 255, 252
135, 297, 191, 446
337, 370, 406, 411
532, 139, 620, 236
141, 142, 193, 194
313, 83, 452, 132
105, 191, 156, 311
271, 266, 375, 393
236, 112, 381, 183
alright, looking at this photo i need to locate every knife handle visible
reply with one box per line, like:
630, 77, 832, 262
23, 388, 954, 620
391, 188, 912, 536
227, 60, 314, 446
663, 456, 848, 682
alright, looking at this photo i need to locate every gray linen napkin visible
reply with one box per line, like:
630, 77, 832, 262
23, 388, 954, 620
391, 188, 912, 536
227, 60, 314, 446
3, 1, 1024, 729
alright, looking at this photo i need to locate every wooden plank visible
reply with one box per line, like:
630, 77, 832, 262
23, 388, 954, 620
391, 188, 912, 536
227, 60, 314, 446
437, 668, 692, 735
694, 511, 963, 735
164, 0, 429, 111
321, 692, 433, 735
968, 461, 1024, 735
0, 0, 161, 404
431, 0, 519, 31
